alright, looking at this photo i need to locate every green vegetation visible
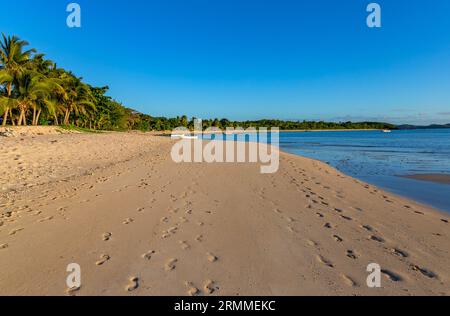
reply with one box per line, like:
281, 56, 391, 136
1, 34, 395, 132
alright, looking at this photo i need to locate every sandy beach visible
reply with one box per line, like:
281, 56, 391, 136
0, 128, 449, 296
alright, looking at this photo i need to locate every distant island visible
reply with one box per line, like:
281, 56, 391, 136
396, 124, 450, 130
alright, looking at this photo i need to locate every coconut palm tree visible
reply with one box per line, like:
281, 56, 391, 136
60, 74, 95, 126
13, 70, 55, 126
0, 33, 35, 126
0, 70, 17, 124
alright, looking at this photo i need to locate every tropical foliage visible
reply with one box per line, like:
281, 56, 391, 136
1, 34, 396, 131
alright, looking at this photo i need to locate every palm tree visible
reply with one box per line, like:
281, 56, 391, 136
0, 70, 17, 124
29, 53, 54, 75
0, 33, 35, 126
60, 74, 95, 125
13, 70, 54, 126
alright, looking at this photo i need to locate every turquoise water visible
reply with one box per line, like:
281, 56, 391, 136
278, 129, 450, 212
204, 129, 450, 212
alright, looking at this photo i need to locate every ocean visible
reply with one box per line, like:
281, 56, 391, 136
278, 129, 450, 213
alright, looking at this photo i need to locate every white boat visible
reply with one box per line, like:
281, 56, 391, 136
171, 134, 198, 140
382, 129, 392, 133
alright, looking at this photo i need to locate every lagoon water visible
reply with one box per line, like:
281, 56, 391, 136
204, 129, 450, 212
279, 129, 450, 213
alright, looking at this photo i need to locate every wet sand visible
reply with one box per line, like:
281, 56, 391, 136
402, 174, 450, 185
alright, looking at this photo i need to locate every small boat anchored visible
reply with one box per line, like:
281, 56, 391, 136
382, 129, 392, 133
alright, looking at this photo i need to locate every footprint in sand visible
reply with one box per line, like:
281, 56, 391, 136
161, 232, 171, 239
125, 277, 139, 292
362, 225, 374, 232
340, 215, 352, 221
123, 218, 134, 225
369, 235, 385, 243
179, 217, 188, 223
324, 223, 332, 229
342, 275, 357, 287
0, 244, 8, 250
207, 252, 218, 263
102, 232, 112, 241
179, 241, 190, 250
167, 227, 178, 235
381, 269, 402, 282
65, 286, 81, 295
411, 265, 438, 279
306, 239, 318, 247
9, 228, 24, 236
185, 281, 200, 296
333, 235, 343, 242
95, 254, 111, 266
142, 250, 155, 260
38, 216, 53, 223
204, 280, 218, 294
165, 258, 178, 271
441, 219, 449, 224
286, 226, 296, 234
195, 235, 204, 242
391, 248, 408, 258
160, 217, 169, 223
316, 255, 334, 268
346, 250, 358, 260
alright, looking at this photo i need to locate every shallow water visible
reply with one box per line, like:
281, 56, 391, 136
278, 129, 450, 213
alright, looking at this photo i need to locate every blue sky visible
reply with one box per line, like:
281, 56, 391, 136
1, 0, 450, 124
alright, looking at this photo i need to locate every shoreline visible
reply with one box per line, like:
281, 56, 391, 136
1, 131, 449, 295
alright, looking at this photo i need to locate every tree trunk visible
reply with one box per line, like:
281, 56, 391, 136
54, 115, 59, 126
10, 109, 15, 126
22, 110, 27, 126
64, 109, 70, 125
32, 106, 37, 126
17, 110, 24, 126
36, 109, 42, 125
2, 108, 8, 127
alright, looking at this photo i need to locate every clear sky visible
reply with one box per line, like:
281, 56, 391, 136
1, 0, 449, 124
